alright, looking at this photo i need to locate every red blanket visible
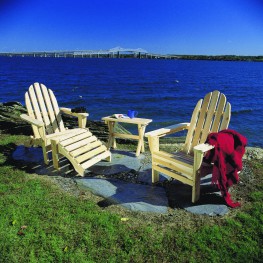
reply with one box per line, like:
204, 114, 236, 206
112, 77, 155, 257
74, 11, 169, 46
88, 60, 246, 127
204, 129, 247, 208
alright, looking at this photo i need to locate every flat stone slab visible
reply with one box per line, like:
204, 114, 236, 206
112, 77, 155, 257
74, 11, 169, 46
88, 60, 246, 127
88, 149, 168, 185
185, 204, 229, 216
88, 149, 145, 175
166, 175, 229, 216
77, 178, 168, 213
12, 146, 229, 215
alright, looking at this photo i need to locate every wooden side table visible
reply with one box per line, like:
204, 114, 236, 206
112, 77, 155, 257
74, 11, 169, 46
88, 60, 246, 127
102, 116, 152, 156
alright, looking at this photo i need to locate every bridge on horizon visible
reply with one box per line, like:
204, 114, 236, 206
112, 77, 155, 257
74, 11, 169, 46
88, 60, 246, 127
0, 47, 179, 59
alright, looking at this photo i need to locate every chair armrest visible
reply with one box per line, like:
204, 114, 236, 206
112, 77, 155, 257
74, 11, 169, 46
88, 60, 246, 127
193, 143, 214, 153
60, 107, 88, 128
145, 123, 190, 138
60, 107, 89, 118
20, 114, 44, 128
193, 143, 214, 171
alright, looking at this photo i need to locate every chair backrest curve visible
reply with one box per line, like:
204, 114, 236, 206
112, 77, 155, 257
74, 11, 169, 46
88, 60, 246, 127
25, 82, 65, 137
183, 90, 231, 154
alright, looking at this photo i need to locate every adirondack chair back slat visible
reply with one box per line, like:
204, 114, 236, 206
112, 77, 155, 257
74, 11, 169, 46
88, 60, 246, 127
183, 99, 203, 154
34, 83, 54, 134
40, 83, 60, 133
199, 91, 221, 143
190, 92, 213, 148
48, 88, 65, 132
25, 92, 41, 138
210, 93, 226, 132
219, 103, 231, 130
183, 90, 231, 154
25, 83, 65, 137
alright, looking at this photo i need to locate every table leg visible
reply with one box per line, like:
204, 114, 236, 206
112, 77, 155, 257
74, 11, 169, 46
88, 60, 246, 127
136, 124, 146, 156
107, 121, 116, 149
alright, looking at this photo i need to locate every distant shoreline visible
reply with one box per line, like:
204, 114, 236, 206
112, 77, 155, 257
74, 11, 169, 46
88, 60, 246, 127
176, 54, 263, 62
0, 52, 262, 62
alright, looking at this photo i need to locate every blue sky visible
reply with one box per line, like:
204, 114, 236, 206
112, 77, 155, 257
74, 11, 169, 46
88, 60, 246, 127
0, 0, 262, 55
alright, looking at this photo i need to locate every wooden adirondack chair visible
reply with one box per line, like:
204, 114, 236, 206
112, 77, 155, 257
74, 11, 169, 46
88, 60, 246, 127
20, 83, 111, 176
145, 90, 231, 203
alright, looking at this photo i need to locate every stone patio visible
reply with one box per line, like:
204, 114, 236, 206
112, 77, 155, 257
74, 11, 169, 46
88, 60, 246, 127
12, 145, 229, 216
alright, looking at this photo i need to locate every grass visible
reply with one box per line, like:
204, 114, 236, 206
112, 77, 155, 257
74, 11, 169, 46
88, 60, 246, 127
0, 134, 262, 262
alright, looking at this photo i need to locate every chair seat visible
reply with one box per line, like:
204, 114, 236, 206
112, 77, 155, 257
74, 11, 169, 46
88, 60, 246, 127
152, 151, 212, 186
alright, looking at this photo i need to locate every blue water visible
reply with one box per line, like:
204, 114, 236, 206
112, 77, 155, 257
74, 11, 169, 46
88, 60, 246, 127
0, 57, 262, 147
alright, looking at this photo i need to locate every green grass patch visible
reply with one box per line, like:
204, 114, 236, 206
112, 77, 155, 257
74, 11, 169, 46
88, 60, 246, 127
0, 134, 262, 262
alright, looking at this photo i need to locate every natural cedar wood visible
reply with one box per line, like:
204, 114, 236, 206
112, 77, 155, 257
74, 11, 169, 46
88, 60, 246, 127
70, 140, 102, 157
21, 82, 111, 176
102, 116, 152, 156
145, 90, 231, 203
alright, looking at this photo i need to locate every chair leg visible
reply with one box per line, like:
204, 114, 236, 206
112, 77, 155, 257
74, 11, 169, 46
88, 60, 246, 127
106, 154, 111, 162
42, 146, 49, 165
51, 140, 60, 170
152, 168, 159, 183
192, 171, 201, 203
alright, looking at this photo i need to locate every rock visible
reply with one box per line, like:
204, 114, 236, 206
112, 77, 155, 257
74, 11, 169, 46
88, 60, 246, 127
3, 101, 23, 107
244, 147, 263, 160
0, 102, 32, 135
77, 178, 168, 213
